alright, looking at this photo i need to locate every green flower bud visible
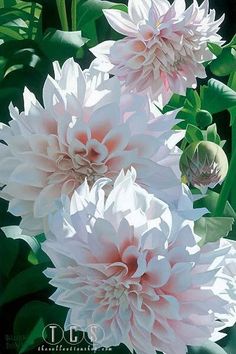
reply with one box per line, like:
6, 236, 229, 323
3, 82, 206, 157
180, 141, 228, 191
196, 110, 213, 128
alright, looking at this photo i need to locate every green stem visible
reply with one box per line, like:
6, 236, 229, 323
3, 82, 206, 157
71, 0, 77, 31
214, 147, 236, 216
56, 0, 69, 31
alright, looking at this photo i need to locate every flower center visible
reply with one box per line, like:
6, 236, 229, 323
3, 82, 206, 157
56, 152, 106, 187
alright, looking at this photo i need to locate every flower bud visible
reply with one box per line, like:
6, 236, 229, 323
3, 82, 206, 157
196, 110, 213, 128
180, 141, 228, 191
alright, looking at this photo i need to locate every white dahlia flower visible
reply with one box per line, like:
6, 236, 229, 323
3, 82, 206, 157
0, 58, 183, 235
43, 169, 231, 354
91, 0, 224, 106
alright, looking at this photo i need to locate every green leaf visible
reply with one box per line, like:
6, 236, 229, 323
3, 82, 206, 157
188, 341, 227, 354
82, 20, 98, 47
224, 34, 236, 48
13, 1, 42, 40
0, 25, 24, 39
0, 0, 17, 7
0, 39, 50, 82
201, 79, 236, 114
210, 48, 236, 77
1, 225, 40, 253
228, 72, 236, 125
194, 190, 236, 218
0, 233, 19, 277
0, 2, 42, 42
39, 28, 88, 60
77, 0, 127, 28
229, 106, 236, 126
165, 91, 201, 128
14, 301, 68, 353
19, 318, 45, 354
196, 110, 213, 129
28, 250, 39, 265
185, 124, 204, 143
163, 93, 186, 111
207, 123, 221, 145
208, 42, 223, 56
194, 216, 234, 246
0, 263, 49, 305
219, 324, 236, 354
186, 89, 201, 111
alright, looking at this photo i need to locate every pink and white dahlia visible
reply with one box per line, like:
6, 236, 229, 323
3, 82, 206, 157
91, 0, 224, 106
0, 58, 183, 235
43, 169, 230, 354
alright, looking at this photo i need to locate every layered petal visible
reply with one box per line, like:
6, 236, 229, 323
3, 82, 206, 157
43, 170, 232, 354
92, 0, 224, 106
0, 58, 183, 235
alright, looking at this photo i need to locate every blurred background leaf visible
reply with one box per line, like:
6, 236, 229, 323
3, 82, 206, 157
0, 1, 42, 43
39, 28, 88, 61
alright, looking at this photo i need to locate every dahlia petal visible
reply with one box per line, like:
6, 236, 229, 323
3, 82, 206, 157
141, 227, 167, 252
61, 179, 76, 195
18, 152, 57, 172
164, 263, 192, 293
152, 0, 170, 16
90, 103, 120, 142
90, 41, 115, 59
43, 75, 66, 116
144, 257, 170, 287
27, 135, 49, 155
144, 256, 171, 287
88, 219, 120, 262
134, 304, 155, 331
127, 134, 159, 157
34, 183, 62, 217
86, 139, 108, 162
0, 143, 12, 160
192, 269, 220, 286
4, 183, 41, 200
172, 321, 210, 345
67, 117, 91, 145
0, 157, 20, 184
106, 150, 137, 172
20, 213, 44, 235
118, 218, 136, 255
128, 0, 151, 22
59, 58, 86, 103
155, 295, 181, 320
10, 164, 48, 188
8, 199, 33, 216
132, 252, 147, 278
103, 9, 137, 36
123, 243, 139, 260
0, 122, 13, 141
103, 124, 130, 153
23, 87, 38, 115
